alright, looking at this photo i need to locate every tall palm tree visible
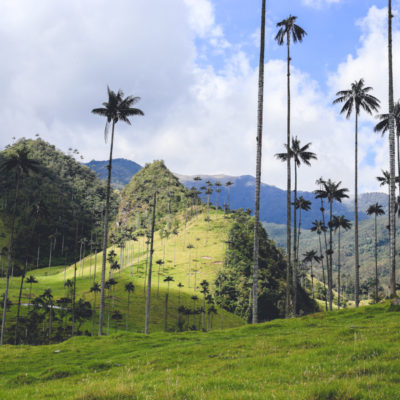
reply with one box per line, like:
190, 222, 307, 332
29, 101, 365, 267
315, 180, 349, 311
295, 196, 311, 262
366, 203, 385, 302
92, 87, 144, 335
302, 250, 321, 299
331, 215, 352, 309
387, 0, 397, 298
26, 275, 38, 300
124, 282, 135, 330
225, 181, 234, 212
163, 276, 174, 331
275, 15, 307, 318
275, 137, 316, 316
333, 79, 380, 307
0, 147, 40, 345
311, 220, 328, 310
376, 170, 392, 229
90, 282, 101, 334
374, 100, 400, 196
251, 0, 266, 326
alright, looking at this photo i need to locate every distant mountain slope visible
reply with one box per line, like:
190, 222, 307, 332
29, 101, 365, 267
85, 158, 142, 188
85, 159, 388, 227
177, 173, 388, 228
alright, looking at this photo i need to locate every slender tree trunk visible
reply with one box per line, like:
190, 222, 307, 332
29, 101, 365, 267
319, 233, 328, 311
145, 192, 157, 334
293, 164, 298, 316
126, 293, 130, 331
310, 261, 314, 299
354, 112, 360, 307
98, 121, 116, 335
328, 201, 333, 311
374, 214, 379, 302
285, 30, 292, 318
164, 293, 168, 332
1, 171, 20, 346
252, 0, 266, 325
14, 266, 26, 345
388, 0, 396, 297
337, 227, 341, 309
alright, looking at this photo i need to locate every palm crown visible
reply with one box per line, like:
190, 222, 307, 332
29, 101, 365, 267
333, 78, 380, 119
275, 15, 307, 45
275, 136, 317, 167
91, 87, 144, 142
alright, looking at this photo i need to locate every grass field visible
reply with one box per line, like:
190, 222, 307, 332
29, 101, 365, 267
0, 302, 399, 399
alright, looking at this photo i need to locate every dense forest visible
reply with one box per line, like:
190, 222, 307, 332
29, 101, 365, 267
0, 138, 119, 272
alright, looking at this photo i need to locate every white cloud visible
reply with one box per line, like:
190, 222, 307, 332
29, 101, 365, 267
0, 1, 396, 196
302, 0, 342, 8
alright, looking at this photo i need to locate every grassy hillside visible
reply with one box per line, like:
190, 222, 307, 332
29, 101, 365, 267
1, 209, 244, 338
0, 302, 399, 399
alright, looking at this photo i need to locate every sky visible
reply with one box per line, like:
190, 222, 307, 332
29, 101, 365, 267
0, 0, 399, 193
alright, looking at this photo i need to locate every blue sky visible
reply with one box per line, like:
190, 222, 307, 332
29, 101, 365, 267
0, 0, 398, 193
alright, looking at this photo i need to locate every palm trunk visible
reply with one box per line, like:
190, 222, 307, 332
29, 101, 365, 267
388, 0, 396, 297
374, 214, 379, 302
14, 266, 26, 345
285, 30, 292, 318
328, 201, 333, 311
98, 121, 115, 335
1, 170, 20, 346
293, 164, 298, 316
310, 261, 314, 299
126, 293, 130, 331
164, 293, 168, 332
354, 112, 360, 307
318, 233, 328, 311
337, 227, 341, 309
145, 192, 157, 334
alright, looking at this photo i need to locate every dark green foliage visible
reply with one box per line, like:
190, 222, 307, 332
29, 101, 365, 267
117, 160, 196, 231
0, 138, 119, 268
216, 211, 317, 322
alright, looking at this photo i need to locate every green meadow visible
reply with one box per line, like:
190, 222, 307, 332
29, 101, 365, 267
0, 302, 399, 399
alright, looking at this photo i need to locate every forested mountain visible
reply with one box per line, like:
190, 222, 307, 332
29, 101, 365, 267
85, 159, 142, 189
0, 138, 118, 270
116, 160, 196, 233
265, 214, 396, 295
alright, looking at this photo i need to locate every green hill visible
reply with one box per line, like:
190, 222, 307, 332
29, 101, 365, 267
0, 302, 399, 399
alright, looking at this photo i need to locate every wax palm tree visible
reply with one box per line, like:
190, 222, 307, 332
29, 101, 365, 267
124, 282, 135, 330
225, 181, 234, 212
333, 79, 380, 307
163, 276, 174, 331
310, 219, 328, 310
252, 1, 266, 325
64, 279, 73, 300
331, 215, 352, 309
387, 0, 397, 297
92, 87, 144, 335
374, 101, 400, 195
275, 15, 307, 318
0, 147, 40, 345
26, 275, 38, 300
177, 282, 184, 305
90, 282, 101, 334
315, 180, 349, 310
366, 203, 385, 302
295, 196, 311, 262
302, 250, 321, 299
275, 137, 316, 316
199, 280, 209, 331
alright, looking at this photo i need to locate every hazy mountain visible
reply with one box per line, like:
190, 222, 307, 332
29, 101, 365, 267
177, 173, 388, 228
85, 158, 142, 189
85, 159, 388, 228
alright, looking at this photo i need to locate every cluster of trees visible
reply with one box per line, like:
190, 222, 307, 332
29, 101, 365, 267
252, 2, 399, 321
